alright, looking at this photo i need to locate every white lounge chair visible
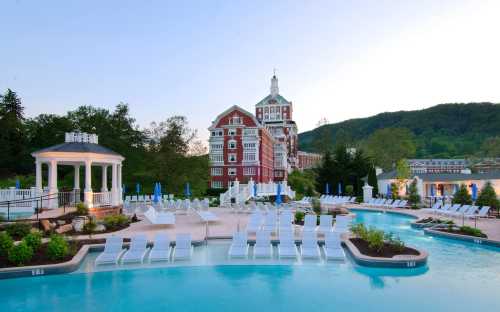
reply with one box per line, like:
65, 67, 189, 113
228, 232, 248, 258
253, 231, 272, 258
278, 232, 298, 259
197, 210, 219, 222
324, 232, 345, 261
246, 213, 263, 234
301, 232, 320, 259
278, 212, 294, 234
448, 205, 471, 217
333, 215, 350, 234
173, 233, 192, 260
317, 215, 333, 235
441, 204, 461, 216
262, 212, 278, 233
122, 234, 149, 264
303, 214, 317, 233
149, 233, 171, 262
144, 206, 175, 225
95, 236, 125, 265
466, 206, 490, 219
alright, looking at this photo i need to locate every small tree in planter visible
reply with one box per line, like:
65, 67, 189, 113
345, 185, 354, 197
312, 198, 321, 215
453, 184, 472, 205
390, 183, 399, 199
476, 182, 499, 213
408, 179, 421, 209
75, 202, 88, 216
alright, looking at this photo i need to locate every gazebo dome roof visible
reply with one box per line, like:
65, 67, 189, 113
31, 132, 123, 157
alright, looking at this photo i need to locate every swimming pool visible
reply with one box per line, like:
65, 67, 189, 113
1, 209, 499, 312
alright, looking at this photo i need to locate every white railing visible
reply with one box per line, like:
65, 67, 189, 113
93, 192, 111, 207
219, 181, 296, 206
0, 188, 39, 202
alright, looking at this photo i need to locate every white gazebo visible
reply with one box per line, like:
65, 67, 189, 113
31, 132, 125, 209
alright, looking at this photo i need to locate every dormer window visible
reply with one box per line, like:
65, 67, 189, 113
229, 115, 242, 125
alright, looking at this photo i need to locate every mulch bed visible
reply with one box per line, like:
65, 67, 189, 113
0, 237, 133, 269
350, 238, 420, 258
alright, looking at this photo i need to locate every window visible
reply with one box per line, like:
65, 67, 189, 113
211, 181, 223, 188
243, 142, 256, 148
228, 140, 237, 149
228, 129, 236, 136
211, 168, 222, 176
211, 130, 223, 137
276, 106, 280, 113
244, 153, 256, 161
228, 168, 237, 176
264, 107, 269, 113
230, 116, 242, 125
270, 107, 275, 113
244, 167, 256, 176
210, 154, 223, 162
228, 153, 237, 162
210, 143, 223, 150
264, 114, 269, 120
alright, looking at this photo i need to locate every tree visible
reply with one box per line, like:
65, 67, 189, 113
453, 184, 472, 205
476, 182, 499, 212
365, 128, 416, 170
408, 178, 420, 208
367, 166, 379, 197
395, 159, 411, 195
0, 89, 28, 176
312, 125, 334, 154
288, 169, 316, 199
480, 136, 500, 157
390, 183, 399, 199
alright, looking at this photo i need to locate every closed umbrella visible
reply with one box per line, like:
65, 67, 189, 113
15, 179, 20, 189
386, 184, 391, 198
153, 182, 159, 203
338, 182, 342, 196
254, 182, 258, 197
276, 183, 282, 206
136, 183, 141, 194
325, 183, 330, 195
185, 182, 191, 198
471, 183, 478, 202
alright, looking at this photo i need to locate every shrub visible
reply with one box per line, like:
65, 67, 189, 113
23, 231, 42, 252
75, 202, 88, 215
0, 231, 14, 257
8, 241, 33, 266
350, 223, 368, 240
205, 188, 227, 197
46, 235, 69, 260
83, 220, 97, 238
294, 211, 305, 223
4, 222, 32, 239
103, 215, 130, 230
459, 226, 486, 238
366, 228, 385, 252
408, 178, 421, 208
345, 185, 354, 196
390, 236, 405, 253
312, 198, 321, 215
453, 184, 472, 205
476, 182, 499, 211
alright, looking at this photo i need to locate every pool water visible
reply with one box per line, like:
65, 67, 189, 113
1, 209, 499, 312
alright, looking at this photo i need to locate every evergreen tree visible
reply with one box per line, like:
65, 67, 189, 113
476, 182, 499, 212
452, 184, 472, 205
408, 178, 420, 208
367, 166, 379, 197
0, 89, 28, 176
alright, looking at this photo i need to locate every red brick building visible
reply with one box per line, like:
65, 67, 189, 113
208, 74, 321, 189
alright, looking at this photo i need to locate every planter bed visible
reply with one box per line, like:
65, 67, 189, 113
350, 238, 420, 258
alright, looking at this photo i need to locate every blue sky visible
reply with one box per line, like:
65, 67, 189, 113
2, 0, 500, 141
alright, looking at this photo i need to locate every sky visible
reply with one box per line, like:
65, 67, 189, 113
2, 0, 500, 142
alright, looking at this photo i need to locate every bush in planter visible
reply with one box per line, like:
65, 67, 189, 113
459, 226, 485, 238
8, 241, 33, 266
23, 231, 42, 252
0, 231, 14, 257
294, 211, 305, 223
75, 202, 88, 215
83, 219, 97, 238
453, 184, 472, 205
5, 222, 32, 239
103, 215, 130, 230
46, 234, 69, 260
366, 228, 385, 252
312, 198, 321, 215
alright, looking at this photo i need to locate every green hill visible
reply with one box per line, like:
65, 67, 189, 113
298, 103, 500, 158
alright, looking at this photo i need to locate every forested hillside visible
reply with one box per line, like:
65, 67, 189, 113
299, 103, 500, 159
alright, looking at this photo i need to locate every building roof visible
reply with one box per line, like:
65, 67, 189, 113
32, 142, 122, 156
377, 170, 500, 182
208, 105, 262, 130
255, 94, 291, 106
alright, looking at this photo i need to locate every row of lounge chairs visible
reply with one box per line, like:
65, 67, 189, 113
423, 202, 490, 219
228, 231, 345, 260
141, 200, 219, 225
320, 195, 356, 205
365, 198, 408, 208
95, 233, 193, 265
245, 211, 351, 235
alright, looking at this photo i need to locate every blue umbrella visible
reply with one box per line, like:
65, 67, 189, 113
153, 182, 160, 203
325, 183, 330, 195
276, 183, 282, 206
338, 182, 342, 196
471, 183, 478, 202
430, 184, 435, 197
136, 183, 141, 194
254, 182, 258, 197
15, 179, 20, 189
453, 184, 459, 194
158, 182, 162, 198
386, 184, 391, 198
185, 182, 191, 198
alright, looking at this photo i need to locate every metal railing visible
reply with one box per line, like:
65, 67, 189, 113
0, 192, 60, 221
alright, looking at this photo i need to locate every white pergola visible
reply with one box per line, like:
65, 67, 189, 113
31, 132, 125, 209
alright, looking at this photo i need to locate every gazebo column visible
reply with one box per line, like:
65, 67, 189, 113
101, 165, 108, 192
73, 165, 80, 203
111, 163, 119, 206
48, 160, 58, 209
84, 160, 93, 208
35, 160, 42, 196
118, 164, 123, 204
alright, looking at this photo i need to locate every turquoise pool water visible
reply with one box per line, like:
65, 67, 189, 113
1, 209, 500, 312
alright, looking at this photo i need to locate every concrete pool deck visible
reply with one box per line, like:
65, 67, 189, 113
62, 205, 500, 244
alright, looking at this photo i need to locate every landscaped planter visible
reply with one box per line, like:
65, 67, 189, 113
343, 236, 428, 268
424, 228, 500, 247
